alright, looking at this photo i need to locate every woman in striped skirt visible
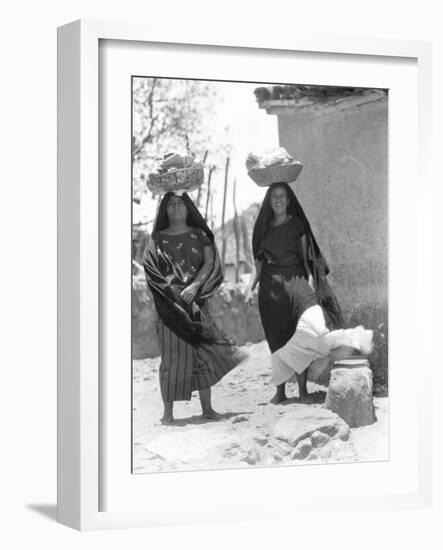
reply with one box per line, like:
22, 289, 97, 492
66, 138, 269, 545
143, 192, 245, 424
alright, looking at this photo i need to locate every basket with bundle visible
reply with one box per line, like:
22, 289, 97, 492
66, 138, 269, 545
147, 140, 204, 195
246, 147, 303, 186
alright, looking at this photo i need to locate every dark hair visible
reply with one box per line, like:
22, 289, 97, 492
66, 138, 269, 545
252, 182, 329, 272
252, 182, 306, 258
251, 182, 346, 329
143, 191, 223, 344
269, 182, 289, 194
153, 191, 215, 243
163, 193, 192, 228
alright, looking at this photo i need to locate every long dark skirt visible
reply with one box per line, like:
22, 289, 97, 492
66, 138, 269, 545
157, 307, 244, 402
258, 264, 318, 354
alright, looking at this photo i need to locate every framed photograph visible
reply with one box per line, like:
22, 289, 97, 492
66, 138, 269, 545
57, 19, 433, 530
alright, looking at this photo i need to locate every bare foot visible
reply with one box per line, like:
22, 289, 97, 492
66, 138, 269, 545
298, 392, 314, 404
160, 415, 174, 425
202, 409, 223, 421
270, 391, 287, 404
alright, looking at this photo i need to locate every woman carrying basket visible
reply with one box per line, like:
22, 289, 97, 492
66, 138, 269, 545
244, 150, 373, 403
144, 186, 246, 424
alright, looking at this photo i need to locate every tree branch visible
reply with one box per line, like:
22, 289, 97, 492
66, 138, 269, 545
132, 78, 159, 159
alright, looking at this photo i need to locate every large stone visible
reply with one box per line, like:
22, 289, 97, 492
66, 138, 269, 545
273, 406, 349, 447
325, 366, 376, 427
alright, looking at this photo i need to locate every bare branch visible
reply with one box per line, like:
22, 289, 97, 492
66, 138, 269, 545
132, 78, 159, 159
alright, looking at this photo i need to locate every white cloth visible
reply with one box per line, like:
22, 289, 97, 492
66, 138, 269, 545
246, 147, 294, 170
271, 305, 373, 386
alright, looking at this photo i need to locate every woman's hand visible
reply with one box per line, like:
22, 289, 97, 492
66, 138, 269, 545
180, 282, 199, 304
308, 274, 315, 291
244, 288, 256, 309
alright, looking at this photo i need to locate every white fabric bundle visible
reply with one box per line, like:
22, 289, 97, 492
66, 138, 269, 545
271, 305, 374, 386
246, 147, 294, 171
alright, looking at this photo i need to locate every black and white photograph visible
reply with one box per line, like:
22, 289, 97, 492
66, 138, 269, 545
131, 76, 389, 474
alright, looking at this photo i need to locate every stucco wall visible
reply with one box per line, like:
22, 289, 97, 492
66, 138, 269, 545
277, 98, 388, 312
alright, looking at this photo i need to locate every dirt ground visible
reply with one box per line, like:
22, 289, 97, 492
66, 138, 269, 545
132, 341, 389, 474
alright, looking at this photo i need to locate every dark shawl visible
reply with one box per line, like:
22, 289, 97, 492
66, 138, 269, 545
252, 182, 344, 330
143, 192, 223, 346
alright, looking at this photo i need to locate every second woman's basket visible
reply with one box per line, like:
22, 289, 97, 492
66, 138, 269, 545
247, 161, 303, 187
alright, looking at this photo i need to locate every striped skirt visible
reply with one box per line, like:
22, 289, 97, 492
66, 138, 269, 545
157, 308, 244, 402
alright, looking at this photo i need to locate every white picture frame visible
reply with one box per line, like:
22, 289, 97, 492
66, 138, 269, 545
57, 19, 433, 531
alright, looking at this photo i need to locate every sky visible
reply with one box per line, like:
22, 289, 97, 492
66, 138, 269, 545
134, 80, 280, 228
211, 82, 279, 219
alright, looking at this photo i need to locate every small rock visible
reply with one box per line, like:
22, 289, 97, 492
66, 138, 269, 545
320, 424, 339, 437
292, 439, 312, 460
311, 431, 330, 448
222, 442, 240, 457
307, 450, 320, 461
336, 425, 350, 441
242, 449, 260, 465
273, 443, 291, 457
145, 450, 164, 461
254, 435, 268, 446
280, 448, 292, 457
232, 415, 249, 424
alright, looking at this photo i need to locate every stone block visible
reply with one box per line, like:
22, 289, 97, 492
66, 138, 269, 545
325, 365, 376, 427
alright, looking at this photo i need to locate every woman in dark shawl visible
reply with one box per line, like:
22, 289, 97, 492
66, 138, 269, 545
143, 191, 245, 424
245, 182, 372, 403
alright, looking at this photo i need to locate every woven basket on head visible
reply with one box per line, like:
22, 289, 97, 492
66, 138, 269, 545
147, 166, 204, 195
248, 161, 303, 187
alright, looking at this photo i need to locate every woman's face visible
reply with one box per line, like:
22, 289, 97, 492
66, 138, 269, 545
269, 186, 289, 217
166, 194, 188, 223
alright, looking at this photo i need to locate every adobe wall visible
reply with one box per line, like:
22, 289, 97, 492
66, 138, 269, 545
277, 98, 388, 311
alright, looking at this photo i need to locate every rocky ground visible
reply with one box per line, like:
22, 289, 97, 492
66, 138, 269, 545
132, 341, 389, 474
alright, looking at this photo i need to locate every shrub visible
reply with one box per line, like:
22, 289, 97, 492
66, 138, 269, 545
344, 303, 388, 395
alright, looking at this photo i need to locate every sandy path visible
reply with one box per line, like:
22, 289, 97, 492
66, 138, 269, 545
132, 341, 388, 473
